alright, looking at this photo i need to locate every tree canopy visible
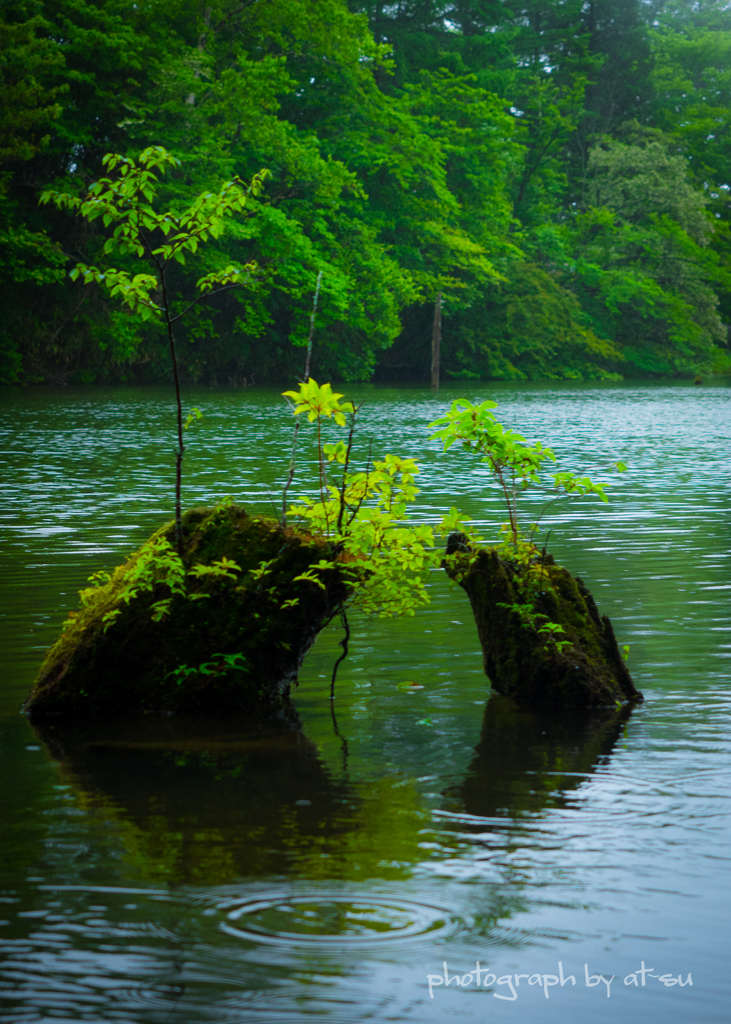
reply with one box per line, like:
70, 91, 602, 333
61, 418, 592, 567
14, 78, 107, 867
1, 0, 729, 385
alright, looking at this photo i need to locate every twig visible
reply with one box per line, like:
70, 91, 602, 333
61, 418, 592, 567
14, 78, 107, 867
346, 437, 372, 527
281, 419, 301, 523
160, 271, 185, 556
169, 282, 252, 325
281, 270, 323, 523
538, 529, 551, 594
337, 403, 361, 533
330, 605, 350, 701
329, 696, 349, 768
329, 606, 350, 768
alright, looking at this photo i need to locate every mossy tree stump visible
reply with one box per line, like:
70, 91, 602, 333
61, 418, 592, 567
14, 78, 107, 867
25, 505, 350, 717
445, 534, 643, 708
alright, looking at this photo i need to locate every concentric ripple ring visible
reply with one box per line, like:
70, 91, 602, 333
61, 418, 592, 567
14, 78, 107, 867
219, 893, 465, 947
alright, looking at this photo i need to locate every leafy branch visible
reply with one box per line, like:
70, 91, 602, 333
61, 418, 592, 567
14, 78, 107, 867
430, 398, 622, 553
41, 146, 270, 553
282, 378, 450, 619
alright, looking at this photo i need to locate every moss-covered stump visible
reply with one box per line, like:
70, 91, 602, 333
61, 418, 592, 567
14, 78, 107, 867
445, 534, 643, 708
25, 504, 350, 717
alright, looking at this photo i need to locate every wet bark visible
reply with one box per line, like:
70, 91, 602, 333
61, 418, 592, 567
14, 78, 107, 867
444, 534, 643, 708
25, 505, 350, 718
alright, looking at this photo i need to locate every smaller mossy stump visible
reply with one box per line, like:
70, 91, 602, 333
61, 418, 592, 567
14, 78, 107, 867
25, 504, 350, 718
444, 534, 643, 708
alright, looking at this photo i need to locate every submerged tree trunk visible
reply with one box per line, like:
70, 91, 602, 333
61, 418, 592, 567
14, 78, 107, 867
444, 535, 643, 708
25, 505, 350, 718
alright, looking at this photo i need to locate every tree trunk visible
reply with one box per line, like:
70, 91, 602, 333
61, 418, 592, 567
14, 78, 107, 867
444, 535, 643, 708
431, 290, 441, 389
25, 506, 351, 718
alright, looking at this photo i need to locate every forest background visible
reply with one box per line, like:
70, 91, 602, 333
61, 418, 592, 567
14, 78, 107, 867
2, 0, 731, 386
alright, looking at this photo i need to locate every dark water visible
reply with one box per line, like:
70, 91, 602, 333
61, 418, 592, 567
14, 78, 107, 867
1, 380, 729, 1023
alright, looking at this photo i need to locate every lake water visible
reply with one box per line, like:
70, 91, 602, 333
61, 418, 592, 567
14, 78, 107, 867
1, 380, 730, 1023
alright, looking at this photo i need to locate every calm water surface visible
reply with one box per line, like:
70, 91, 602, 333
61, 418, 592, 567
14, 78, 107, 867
0, 380, 730, 1023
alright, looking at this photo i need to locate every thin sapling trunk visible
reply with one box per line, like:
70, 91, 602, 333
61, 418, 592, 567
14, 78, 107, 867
282, 271, 324, 523
42, 148, 270, 560
161, 271, 185, 555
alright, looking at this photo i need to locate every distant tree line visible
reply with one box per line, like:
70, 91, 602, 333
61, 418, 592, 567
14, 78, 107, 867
1, 0, 730, 385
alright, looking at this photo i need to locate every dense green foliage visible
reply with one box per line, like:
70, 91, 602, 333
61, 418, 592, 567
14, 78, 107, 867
283, 377, 441, 617
1, 0, 730, 385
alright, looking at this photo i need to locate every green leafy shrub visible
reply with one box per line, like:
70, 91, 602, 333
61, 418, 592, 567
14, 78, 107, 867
431, 397, 626, 658
281, 378, 444, 618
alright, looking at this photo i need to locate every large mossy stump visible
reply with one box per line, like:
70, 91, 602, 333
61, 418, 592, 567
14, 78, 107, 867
25, 504, 350, 717
445, 534, 643, 708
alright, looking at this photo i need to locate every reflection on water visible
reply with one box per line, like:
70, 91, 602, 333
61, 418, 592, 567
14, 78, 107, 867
30, 700, 632, 890
0, 697, 640, 1022
31, 715, 354, 884
1, 381, 730, 1022
453, 697, 631, 820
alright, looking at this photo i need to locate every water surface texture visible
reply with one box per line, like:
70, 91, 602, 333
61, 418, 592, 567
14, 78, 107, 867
1, 380, 729, 1023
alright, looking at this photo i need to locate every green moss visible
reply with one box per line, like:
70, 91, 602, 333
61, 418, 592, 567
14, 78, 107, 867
25, 504, 350, 718
444, 538, 643, 707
